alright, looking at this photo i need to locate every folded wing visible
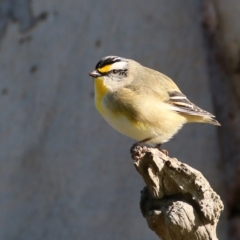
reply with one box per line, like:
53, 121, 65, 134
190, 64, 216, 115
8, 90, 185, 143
167, 91, 214, 116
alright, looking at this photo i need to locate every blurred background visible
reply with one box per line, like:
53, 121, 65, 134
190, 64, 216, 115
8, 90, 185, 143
0, 0, 239, 239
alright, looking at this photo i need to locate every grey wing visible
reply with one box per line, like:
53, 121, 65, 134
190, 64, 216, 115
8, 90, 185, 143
168, 91, 215, 118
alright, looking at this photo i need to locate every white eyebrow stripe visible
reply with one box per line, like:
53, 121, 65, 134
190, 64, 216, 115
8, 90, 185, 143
110, 61, 128, 70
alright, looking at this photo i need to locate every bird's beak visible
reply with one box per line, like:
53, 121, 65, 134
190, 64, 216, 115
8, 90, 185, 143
89, 70, 101, 78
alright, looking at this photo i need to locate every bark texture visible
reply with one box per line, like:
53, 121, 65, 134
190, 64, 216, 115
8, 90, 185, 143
133, 147, 224, 240
202, 1, 240, 238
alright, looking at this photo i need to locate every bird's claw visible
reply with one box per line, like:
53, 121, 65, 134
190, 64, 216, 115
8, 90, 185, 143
160, 149, 169, 156
130, 143, 147, 161
155, 144, 169, 156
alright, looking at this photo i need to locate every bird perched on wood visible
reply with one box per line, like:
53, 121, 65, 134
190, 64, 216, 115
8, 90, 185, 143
89, 56, 220, 149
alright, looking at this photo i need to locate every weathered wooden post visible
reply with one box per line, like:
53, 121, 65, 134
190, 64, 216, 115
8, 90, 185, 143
132, 146, 224, 240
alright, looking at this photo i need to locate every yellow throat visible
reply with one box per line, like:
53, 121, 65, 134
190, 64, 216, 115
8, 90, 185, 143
94, 78, 108, 113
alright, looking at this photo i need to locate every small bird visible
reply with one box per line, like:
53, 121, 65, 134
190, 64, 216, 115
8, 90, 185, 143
89, 56, 220, 148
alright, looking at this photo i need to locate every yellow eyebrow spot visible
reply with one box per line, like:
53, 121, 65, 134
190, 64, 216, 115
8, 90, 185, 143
98, 64, 111, 73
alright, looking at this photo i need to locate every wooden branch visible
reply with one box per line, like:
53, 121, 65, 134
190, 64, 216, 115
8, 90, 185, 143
132, 146, 224, 240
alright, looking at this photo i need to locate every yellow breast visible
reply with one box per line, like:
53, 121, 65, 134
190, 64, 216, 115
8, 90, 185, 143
94, 79, 152, 141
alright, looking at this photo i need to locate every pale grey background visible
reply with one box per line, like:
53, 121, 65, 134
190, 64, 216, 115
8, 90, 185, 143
0, 0, 227, 239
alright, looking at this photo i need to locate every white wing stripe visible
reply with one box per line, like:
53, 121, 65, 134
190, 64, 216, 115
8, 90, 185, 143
170, 96, 187, 100
173, 101, 194, 108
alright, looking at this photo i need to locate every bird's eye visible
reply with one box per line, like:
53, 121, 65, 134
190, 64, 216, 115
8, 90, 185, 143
112, 70, 118, 74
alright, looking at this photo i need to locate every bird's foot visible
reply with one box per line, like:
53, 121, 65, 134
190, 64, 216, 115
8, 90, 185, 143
160, 149, 169, 156
130, 142, 147, 161
155, 144, 169, 156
